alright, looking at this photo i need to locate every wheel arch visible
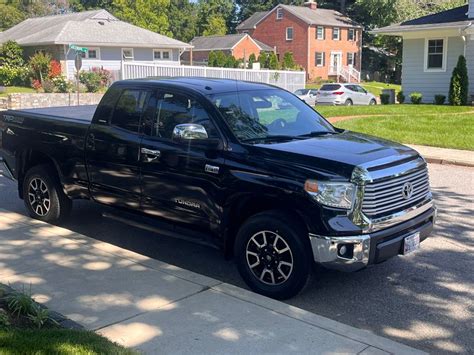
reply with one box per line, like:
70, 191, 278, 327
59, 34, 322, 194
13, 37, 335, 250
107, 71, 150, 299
222, 193, 313, 258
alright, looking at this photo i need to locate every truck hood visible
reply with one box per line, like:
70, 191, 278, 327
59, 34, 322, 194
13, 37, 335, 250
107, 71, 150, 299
251, 131, 419, 180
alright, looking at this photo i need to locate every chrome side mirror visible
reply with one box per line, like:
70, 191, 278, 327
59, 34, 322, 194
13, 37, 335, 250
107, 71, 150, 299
172, 124, 208, 140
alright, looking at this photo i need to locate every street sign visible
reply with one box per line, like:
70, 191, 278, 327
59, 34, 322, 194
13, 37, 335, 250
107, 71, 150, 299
74, 53, 82, 71
70, 45, 88, 53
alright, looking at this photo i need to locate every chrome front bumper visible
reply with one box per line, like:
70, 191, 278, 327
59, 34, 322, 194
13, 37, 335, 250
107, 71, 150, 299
309, 200, 437, 272
0, 157, 15, 181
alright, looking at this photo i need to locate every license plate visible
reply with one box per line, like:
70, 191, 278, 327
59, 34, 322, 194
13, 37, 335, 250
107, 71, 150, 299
403, 232, 420, 255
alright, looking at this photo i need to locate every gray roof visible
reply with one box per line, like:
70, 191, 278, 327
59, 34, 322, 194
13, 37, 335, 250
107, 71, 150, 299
236, 12, 268, 30
236, 5, 361, 30
372, 5, 470, 34
0, 9, 192, 49
190, 34, 273, 52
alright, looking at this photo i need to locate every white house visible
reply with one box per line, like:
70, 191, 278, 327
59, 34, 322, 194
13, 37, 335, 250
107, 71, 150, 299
0, 9, 192, 80
372, 2, 474, 103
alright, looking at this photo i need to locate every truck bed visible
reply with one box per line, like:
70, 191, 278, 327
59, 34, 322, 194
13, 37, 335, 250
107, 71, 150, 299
11, 105, 97, 123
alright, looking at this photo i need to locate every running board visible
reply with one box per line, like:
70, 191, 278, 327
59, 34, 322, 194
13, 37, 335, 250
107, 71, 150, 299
102, 211, 219, 250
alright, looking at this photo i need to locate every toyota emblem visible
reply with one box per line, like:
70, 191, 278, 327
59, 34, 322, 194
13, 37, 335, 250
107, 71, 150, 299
402, 182, 414, 200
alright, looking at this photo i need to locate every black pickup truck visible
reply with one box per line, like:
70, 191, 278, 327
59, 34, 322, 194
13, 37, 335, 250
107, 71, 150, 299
0, 78, 436, 299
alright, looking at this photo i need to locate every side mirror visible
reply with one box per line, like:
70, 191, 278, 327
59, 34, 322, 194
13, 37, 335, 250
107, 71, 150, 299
172, 123, 221, 150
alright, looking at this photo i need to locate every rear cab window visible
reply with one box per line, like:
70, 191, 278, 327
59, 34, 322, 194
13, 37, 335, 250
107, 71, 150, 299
111, 89, 150, 133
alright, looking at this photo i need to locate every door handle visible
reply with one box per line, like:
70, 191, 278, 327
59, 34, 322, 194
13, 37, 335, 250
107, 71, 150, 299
141, 148, 161, 162
86, 133, 95, 150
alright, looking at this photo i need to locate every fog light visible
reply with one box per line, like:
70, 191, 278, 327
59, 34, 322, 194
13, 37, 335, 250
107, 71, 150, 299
338, 244, 354, 259
339, 245, 347, 255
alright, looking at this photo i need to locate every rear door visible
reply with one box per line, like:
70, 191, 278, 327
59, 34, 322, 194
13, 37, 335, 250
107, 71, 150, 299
86, 86, 151, 209
139, 89, 225, 229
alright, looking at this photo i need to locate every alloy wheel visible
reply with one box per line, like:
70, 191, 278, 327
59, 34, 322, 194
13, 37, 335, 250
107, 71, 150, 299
28, 178, 51, 216
245, 230, 294, 285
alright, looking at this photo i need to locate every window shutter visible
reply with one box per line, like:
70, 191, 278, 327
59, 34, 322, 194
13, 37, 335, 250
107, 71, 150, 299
353, 53, 357, 66
322, 52, 325, 66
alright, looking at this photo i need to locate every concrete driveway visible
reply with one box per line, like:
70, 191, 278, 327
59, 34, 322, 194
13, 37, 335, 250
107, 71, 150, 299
0, 163, 472, 353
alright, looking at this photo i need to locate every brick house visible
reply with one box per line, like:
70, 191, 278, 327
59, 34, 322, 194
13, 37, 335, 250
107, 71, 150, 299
181, 34, 274, 65
236, 1, 363, 82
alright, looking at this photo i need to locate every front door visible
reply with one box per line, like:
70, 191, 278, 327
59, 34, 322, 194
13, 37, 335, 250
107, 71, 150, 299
86, 87, 150, 209
139, 89, 225, 230
330, 52, 342, 75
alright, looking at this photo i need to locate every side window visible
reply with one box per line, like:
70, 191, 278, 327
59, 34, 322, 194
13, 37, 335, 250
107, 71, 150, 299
111, 89, 148, 132
149, 92, 218, 139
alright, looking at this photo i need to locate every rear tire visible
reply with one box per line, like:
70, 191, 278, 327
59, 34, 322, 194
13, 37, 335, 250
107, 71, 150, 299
345, 99, 353, 106
234, 210, 312, 300
23, 165, 72, 224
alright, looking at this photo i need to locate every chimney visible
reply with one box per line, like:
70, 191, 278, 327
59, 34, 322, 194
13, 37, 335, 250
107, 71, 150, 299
304, 0, 317, 10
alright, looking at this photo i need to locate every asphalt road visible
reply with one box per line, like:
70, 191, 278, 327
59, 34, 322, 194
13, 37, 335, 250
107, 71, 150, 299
0, 163, 472, 354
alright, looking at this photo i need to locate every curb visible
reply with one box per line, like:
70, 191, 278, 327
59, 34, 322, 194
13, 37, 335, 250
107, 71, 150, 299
424, 157, 474, 168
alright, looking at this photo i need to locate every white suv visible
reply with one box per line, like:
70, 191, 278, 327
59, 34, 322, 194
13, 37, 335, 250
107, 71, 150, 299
316, 83, 377, 106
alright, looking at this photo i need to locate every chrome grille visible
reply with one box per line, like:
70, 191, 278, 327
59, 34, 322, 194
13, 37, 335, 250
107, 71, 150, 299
362, 167, 430, 217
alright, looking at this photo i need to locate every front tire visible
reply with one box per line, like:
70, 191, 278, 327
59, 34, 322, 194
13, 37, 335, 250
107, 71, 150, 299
23, 165, 72, 224
234, 211, 312, 300
345, 99, 353, 106
369, 99, 377, 105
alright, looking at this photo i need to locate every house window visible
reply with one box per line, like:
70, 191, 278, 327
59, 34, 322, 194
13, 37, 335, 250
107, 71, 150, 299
348, 28, 355, 41
286, 27, 294, 41
425, 38, 446, 71
153, 49, 172, 61
347, 52, 356, 66
333, 27, 340, 40
315, 52, 325, 67
79, 47, 100, 59
316, 26, 325, 40
277, 7, 283, 20
122, 48, 134, 61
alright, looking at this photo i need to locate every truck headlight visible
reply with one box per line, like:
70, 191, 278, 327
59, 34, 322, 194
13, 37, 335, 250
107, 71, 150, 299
304, 180, 355, 209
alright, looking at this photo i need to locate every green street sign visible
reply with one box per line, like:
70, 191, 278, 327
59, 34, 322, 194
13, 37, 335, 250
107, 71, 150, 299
70, 45, 88, 53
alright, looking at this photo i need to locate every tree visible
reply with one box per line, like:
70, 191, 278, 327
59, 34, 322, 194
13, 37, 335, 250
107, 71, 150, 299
267, 52, 279, 70
196, 0, 235, 36
202, 14, 227, 36
0, 4, 25, 30
168, 0, 198, 42
248, 53, 256, 68
0, 41, 25, 67
112, 0, 171, 36
449, 55, 469, 106
208, 51, 217, 67
258, 52, 268, 68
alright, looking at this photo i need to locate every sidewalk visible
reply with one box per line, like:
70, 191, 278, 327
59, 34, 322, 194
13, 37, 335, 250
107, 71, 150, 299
0, 208, 425, 354
407, 144, 474, 168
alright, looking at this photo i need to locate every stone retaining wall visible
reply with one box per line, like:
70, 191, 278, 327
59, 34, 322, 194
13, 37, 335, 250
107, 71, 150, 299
2, 93, 104, 110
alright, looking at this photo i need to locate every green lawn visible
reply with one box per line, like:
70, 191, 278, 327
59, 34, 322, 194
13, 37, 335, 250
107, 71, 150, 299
0, 86, 35, 97
307, 81, 401, 98
0, 329, 137, 354
318, 105, 474, 151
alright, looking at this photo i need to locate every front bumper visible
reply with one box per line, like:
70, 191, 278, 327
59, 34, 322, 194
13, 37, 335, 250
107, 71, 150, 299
309, 203, 436, 272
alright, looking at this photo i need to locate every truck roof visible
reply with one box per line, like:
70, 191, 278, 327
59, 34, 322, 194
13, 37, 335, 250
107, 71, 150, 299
117, 77, 279, 95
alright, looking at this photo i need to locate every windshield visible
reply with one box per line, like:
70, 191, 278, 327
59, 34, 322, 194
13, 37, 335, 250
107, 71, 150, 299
209, 89, 335, 142
319, 84, 342, 91
294, 89, 309, 95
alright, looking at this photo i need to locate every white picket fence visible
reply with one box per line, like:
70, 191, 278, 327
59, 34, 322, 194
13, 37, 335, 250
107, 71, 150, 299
121, 62, 306, 92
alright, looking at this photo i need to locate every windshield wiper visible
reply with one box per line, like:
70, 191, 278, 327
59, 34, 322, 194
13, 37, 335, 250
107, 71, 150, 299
297, 131, 336, 138
242, 135, 303, 143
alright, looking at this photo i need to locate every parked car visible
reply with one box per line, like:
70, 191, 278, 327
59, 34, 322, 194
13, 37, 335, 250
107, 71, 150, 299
0, 78, 436, 299
294, 88, 318, 106
316, 83, 377, 106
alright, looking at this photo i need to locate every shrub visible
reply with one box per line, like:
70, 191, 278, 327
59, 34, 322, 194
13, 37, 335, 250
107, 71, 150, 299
207, 51, 216, 67
434, 95, 446, 105
282, 51, 296, 70
6, 287, 35, 317
79, 70, 102, 92
42, 79, 55, 93
0, 40, 25, 67
410, 92, 423, 104
29, 52, 52, 82
380, 93, 390, 105
48, 60, 62, 78
449, 55, 469, 106
267, 52, 280, 70
0, 65, 31, 86
31, 79, 42, 91
248, 53, 256, 68
258, 52, 268, 68
91, 67, 111, 87
396, 91, 405, 104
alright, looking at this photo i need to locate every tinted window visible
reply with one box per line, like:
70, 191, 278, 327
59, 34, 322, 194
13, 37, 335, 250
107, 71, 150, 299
294, 89, 309, 95
111, 89, 149, 132
93, 85, 121, 124
210, 89, 334, 141
319, 84, 341, 91
146, 92, 218, 139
